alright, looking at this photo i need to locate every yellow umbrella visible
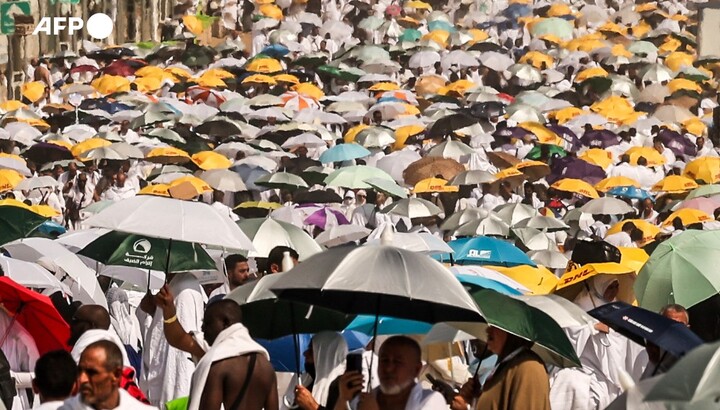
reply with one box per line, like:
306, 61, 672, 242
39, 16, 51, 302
618, 247, 650, 273
182, 15, 204, 35
146, 147, 192, 164
590, 96, 636, 122
659, 37, 682, 54
551, 178, 600, 198
467, 29, 489, 43
555, 262, 636, 304
664, 52, 694, 71
538, 34, 565, 46
405, 0, 432, 9
595, 176, 640, 192
575, 67, 609, 82
368, 82, 401, 92
203, 68, 234, 79
413, 178, 459, 193
515, 160, 550, 181
611, 44, 632, 58
519, 51, 554, 69
71, 138, 111, 158
684, 157, 720, 184
194, 76, 227, 88
635, 3, 657, 12
608, 219, 660, 243
246, 58, 283, 73
169, 175, 212, 193
133, 76, 164, 93
518, 122, 562, 145
138, 184, 171, 197
344, 124, 370, 143
422, 30, 450, 48
165, 67, 192, 79
631, 21, 651, 38
439, 79, 475, 96
242, 74, 277, 86
91, 75, 131, 95
668, 78, 702, 94
191, 151, 232, 170
394, 125, 425, 151
21, 81, 46, 103
235, 201, 282, 210
550, 107, 585, 124
259, 4, 283, 19
598, 22, 627, 36
292, 83, 325, 100
662, 208, 713, 226
0, 100, 26, 112
624, 146, 666, 167
0, 198, 35, 212
579, 148, 613, 169
135, 66, 164, 77
566, 38, 608, 52
494, 167, 526, 188
30, 205, 60, 218
0, 170, 22, 191
652, 175, 699, 193
547, 3, 572, 17
273, 74, 300, 85
683, 117, 707, 137
489, 265, 559, 295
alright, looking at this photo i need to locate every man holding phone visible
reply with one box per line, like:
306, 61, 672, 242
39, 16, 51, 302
333, 336, 446, 410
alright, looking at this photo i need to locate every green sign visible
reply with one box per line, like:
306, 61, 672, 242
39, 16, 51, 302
0, 1, 30, 35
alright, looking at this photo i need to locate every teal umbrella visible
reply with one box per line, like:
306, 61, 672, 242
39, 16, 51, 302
324, 165, 395, 189
635, 230, 720, 311
0, 205, 48, 246
451, 289, 581, 368
399, 29, 422, 42
529, 17, 574, 40
78, 231, 217, 273
363, 177, 408, 198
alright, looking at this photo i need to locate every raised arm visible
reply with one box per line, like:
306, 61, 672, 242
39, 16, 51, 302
154, 285, 206, 359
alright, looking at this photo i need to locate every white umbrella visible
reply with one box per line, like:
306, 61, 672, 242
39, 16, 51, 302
237, 217, 322, 259
454, 215, 510, 237
316, 224, 371, 247
512, 227, 558, 251
527, 250, 569, 270
449, 170, 496, 185
580, 197, 635, 215
15, 176, 62, 191
280, 133, 327, 149
479, 51, 514, 72
380, 197, 443, 218
0, 155, 32, 176
83, 196, 255, 251
513, 215, 569, 232
442, 50, 478, 70
0, 255, 71, 296
377, 150, 423, 183
3, 238, 107, 307
427, 138, 476, 161
199, 169, 248, 192
449, 265, 531, 294
409, 50, 441, 69
365, 231, 454, 255
440, 208, 491, 231
494, 203, 539, 226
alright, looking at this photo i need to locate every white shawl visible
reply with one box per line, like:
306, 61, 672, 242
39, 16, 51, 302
188, 323, 268, 410
71, 329, 130, 368
106, 288, 142, 351
310, 332, 348, 407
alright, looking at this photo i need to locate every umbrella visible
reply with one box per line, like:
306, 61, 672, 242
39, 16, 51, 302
0, 202, 48, 246
78, 231, 217, 274
684, 157, 720, 185
551, 178, 600, 199
490, 265, 559, 295
530, 17, 574, 40
676, 198, 720, 216
652, 176, 699, 194
403, 157, 465, 186
448, 289, 580, 368
450, 265, 531, 294
199, 169, 247, 192
512, 215, 569, 232
580, 197, 635, 215
363, 178, 408, 199
365, 232, 454, 255
345, 315, 431, 336
686, 185, 720, 200
315, 225, 371, 247
454, 216, 510, 237
528, 250, 569, 270
441, 208, 490, 231
427, 139, 476, 161
449, 170, 496, 186
589, 301, 703, 358
607, 186, 653, 201
445, 236, 536, 267
304, 207, 350, 230
324, 166, 395, 189
255, 172, 309, 190
318, 144, 371, 163
83, 196, 254, 251
237, 218, 322, 259
0, 276, 70, 355
555, 262, 636, 306
0, 256, 70, 295
380, 198, 443, 218
494, 203, 539, 226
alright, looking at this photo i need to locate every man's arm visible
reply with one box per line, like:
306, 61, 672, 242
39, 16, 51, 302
199, 363, 225, 410
155, 285, 206, 358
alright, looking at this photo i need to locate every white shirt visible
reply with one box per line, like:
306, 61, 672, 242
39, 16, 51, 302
604, 232, 634, 248
59, 389, 157, 409
350, 382, 446, 410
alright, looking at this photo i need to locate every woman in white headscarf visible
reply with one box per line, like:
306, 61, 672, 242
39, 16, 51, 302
106, 287, 142, 354
290, 331, 348, 410
573, 274, 620, 312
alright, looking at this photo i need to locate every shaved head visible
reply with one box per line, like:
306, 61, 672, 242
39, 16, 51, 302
69, 305, 111, 346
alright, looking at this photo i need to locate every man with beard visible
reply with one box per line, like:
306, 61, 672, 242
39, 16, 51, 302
334, 336, 446, 410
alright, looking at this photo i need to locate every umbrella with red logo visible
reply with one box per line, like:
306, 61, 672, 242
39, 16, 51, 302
0, 277, 69, 355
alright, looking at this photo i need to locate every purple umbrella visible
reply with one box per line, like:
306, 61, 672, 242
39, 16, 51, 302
546, 124, 581, 151
547, 157, 607, 186
657, 129, 697, 157
493, 126, 531, 141
580, 129, 620, 149
304, 207, 350, 230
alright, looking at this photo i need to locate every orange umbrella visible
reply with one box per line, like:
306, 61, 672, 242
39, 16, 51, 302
579, 148, 613, 169
684, 157, 720, 184
625, 147, 667, 167
413, 178, 459, 193
595, 176, 640, 193
138, 184, 170, 197
551, 178, 599, 199
191, 151, 232, 170
652, 175, 699, 193
146, 147, 192, 164
661, 208, 713, 226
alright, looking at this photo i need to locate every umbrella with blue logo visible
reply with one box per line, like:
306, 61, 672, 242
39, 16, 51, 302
445, 236, 536, 267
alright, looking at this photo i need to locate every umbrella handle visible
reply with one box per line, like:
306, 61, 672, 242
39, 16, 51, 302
289, 303, 301, 380
0, 302, 23, 350
367, 297, 381, 393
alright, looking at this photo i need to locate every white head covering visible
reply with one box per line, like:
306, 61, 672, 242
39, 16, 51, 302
573, 274, 619, 312
311, 331, 348, 406
106, 287, 142, 350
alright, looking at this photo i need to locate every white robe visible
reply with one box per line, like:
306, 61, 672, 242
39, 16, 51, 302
187, 324, 269, 410
349, 383, 446, 410
0, 310, 39, 410
58, 389, 157, 410
106, 288, 142, 352
140, 274, 204, 406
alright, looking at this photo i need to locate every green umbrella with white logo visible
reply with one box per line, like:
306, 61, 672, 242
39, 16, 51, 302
78, 231, 217, 274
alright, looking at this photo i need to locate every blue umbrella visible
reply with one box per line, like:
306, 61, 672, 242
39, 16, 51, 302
589, 302, 703, 358
318, 144, 371, 164
444, 236, 536, 267
257, 334, 312, 372
455, 274, 522, 295
428, 20, 456, 32
231, 164, 270, 191
261, 44, 290, 58
37, 221, 66, 237
346, 315, 432, 336
342, 330, 371, 351
502, 3, 532, 19
608, 186, 653, 201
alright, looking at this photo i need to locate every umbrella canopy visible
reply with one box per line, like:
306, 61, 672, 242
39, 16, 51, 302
365, 232, 453, 255
446, 236, 536, 267
324, 166, 395, 189
255, 172, 309, 190
318, 144, 371, 163
304, 207, 350, 230
589, 301, 703, 358
381, 197, 442, 218
580, 197, 635, 215
83, 196, 254, 251
269, 244, 483, 323
403, 157, 465, 186
0, 201, 48, 246
315, 225, 371, 247
199, 169, 247, 192
556, 262, 636, 306
78, 231, 216, 273
0, 277, 70, 355
237, 218, 322, 259
449, 289, 580, 368
551, 178, 600, 199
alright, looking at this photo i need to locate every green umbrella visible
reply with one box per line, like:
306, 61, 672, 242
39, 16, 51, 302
635, 230, 720, 311
293, 52, 329, 67
686, 184, 720, 199
0, 205, 48, 246
324, 165, 395, 189
451, 289, 581, 368
237, 218, 323, 260
529, 17, 574, 40
363, 177, 408, 198
78, 231, 217, 273
399, 29, 422, 42
255, 172, 309, 190
316, 65, 363, 82
526, 144, 567, 160
643, 340, 720, 406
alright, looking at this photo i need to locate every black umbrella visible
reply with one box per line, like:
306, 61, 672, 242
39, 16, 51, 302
22, 142, 73, 164
589, 302, 703, 357
293, 189, 342, 204
469, 101, 506, 120
428, 112, 479, 138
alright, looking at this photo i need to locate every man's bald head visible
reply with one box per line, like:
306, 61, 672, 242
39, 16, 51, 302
69, 305, 111, 346
661, 304, 689, 326
202, 300, 243, 346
